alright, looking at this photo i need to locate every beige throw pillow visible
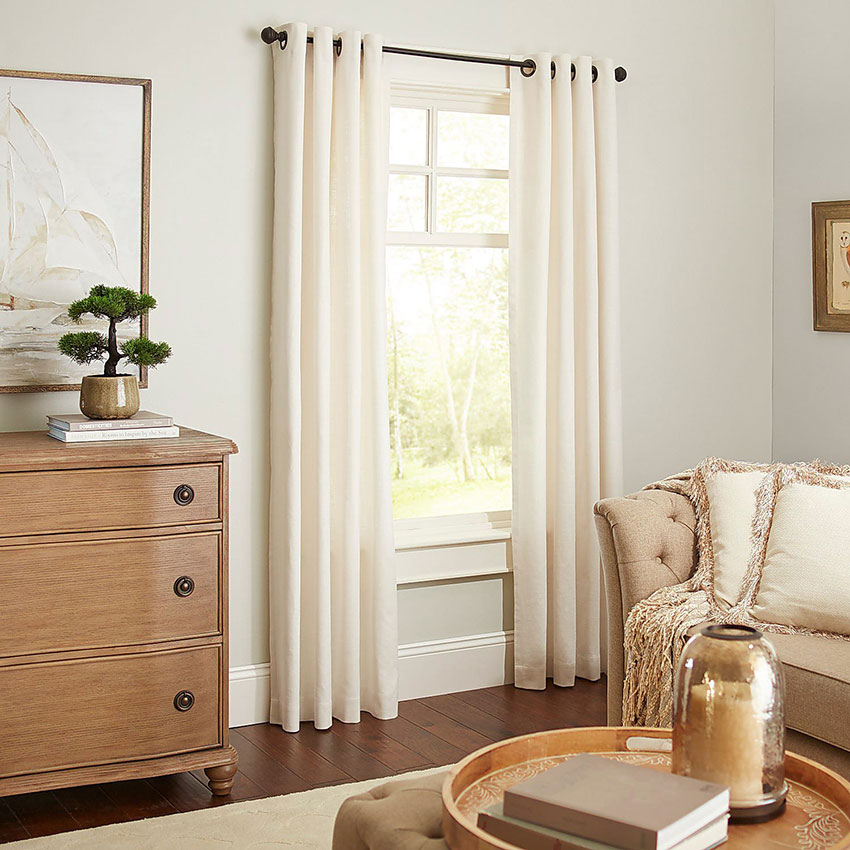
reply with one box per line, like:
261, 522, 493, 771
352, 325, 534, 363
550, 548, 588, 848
748, 467, 850, 635
691, 459, 773, 611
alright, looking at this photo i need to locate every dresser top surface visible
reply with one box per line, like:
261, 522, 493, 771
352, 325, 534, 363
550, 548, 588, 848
0, 427, 238, 473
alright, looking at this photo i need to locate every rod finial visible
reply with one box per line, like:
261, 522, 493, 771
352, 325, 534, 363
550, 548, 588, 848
261, 26, 281, 45
615, 66, 627, 82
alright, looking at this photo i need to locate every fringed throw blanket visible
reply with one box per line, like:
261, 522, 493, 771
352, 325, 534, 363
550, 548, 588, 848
622, 582, 710, 726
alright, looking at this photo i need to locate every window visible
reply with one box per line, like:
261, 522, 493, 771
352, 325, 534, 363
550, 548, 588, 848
386, 85, 511, 527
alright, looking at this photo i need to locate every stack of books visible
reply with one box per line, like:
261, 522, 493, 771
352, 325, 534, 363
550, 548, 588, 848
47, 411, 178, 443
478, 754, 729, 850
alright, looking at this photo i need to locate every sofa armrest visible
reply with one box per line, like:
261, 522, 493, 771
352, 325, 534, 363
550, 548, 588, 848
594, 490, 696, 724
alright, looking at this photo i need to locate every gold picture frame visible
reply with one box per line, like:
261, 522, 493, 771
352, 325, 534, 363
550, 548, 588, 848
812, 200, 850, 332
0, 68, 151, 392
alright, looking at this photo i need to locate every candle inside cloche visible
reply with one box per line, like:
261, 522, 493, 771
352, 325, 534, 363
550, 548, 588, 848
672, 624, 787, 823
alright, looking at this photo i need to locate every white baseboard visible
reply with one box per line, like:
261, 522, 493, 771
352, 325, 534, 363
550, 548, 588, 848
229, 662, 271, 728
398, 630, 514, 701
228, 630, 515, 727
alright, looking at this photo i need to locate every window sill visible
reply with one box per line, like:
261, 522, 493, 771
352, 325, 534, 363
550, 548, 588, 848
396, 563, 511, 587
394, 524, 510, 551
393, 510, 511, 551
393, 511, 512, 585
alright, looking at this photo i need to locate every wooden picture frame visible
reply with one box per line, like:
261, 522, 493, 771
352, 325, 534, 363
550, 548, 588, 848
812, 200, 850, 332
0, 69, 151, 392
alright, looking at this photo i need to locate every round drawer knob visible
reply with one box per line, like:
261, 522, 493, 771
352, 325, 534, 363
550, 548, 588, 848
174, 690, 195, 712
173, 576, 195, 597
174, 484, 195, 506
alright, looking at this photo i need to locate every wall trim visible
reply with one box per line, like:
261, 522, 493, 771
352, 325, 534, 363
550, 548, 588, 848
398, 629, 515, 701
229, 662, 271, 728
229, 630, 515, 727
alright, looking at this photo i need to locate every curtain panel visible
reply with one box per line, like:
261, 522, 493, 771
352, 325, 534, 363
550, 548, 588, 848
509, 54, 623, 690
268, 23, 398, 732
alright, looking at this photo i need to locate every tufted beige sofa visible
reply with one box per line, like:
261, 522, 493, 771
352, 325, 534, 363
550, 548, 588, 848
594, 488, 850, 779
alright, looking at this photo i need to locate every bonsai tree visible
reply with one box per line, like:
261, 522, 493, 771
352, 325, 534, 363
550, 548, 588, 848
58, 285, 171, 377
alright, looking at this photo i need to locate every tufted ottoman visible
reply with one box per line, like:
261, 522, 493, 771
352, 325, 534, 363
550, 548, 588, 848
332, 770, 450, 850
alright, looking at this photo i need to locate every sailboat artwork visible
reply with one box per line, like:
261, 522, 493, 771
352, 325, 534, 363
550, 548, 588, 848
0, 70, 150, 391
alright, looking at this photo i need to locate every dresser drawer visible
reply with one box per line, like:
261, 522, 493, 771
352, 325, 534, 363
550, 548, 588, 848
0, 646, 221, 777
0, 532, 220, 657
0, 464, 220, 537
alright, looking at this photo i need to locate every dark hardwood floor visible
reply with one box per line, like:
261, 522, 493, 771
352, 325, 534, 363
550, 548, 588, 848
0, 678, 606, 844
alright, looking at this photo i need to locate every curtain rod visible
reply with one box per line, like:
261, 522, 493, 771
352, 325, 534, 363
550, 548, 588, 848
260, 28, 627, 82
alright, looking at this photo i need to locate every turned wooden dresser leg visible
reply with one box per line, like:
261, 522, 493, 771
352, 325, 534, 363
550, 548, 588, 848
205, 761, 238, 796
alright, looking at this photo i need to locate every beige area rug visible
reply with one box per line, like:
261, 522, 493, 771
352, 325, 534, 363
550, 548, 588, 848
6, 767, 448, 849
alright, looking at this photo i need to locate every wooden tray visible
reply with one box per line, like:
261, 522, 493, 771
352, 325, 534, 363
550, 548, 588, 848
442, 726, 850, 850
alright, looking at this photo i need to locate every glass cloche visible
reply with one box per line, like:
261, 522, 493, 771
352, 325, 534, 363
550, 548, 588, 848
672, 624, 787, 823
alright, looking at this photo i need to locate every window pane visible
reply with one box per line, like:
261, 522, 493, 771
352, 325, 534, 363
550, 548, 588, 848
388, 174, 427, 232
390, 107, 428, 166
436, 177, 508, 234
386, 245, 511, 519
437, 111, 509, 169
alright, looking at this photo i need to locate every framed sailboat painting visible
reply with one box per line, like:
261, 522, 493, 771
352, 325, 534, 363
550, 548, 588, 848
0, 69, 150, 392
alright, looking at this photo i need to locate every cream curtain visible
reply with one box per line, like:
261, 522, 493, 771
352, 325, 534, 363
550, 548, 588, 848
268, 23, 398, 731
510, 55, 623, 690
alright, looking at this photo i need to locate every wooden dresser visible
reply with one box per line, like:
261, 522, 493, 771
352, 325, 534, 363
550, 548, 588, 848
0, 428, 239, 797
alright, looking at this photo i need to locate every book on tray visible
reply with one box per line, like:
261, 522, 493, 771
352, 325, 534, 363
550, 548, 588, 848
47, 411, 177, 442
478, 806, 727, 850
477, 754, 729, 850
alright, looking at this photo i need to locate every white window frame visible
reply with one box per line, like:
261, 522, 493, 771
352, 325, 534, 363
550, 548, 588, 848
388, 81, 512, 557
388, 82, 509, 250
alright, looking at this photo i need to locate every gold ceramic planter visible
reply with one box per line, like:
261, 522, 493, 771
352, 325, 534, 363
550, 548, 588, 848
79, 375, 140, 420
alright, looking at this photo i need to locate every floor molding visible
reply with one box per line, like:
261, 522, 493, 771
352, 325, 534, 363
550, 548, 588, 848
398, 630, 515, 701
229, 630, 515, 727
229, 662, 271, 728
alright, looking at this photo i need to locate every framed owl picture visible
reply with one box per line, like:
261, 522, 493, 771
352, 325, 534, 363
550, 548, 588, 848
813, 200, 850, 331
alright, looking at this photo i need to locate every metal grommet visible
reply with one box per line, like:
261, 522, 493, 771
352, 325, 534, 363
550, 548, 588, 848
520, 58, 536, 77
335, 36, 342, 56
591, 65, 598, 83
279, 30, 288, 51
571, 63, 576, 81
550, 61, 556, 80
615, 66, 627, 82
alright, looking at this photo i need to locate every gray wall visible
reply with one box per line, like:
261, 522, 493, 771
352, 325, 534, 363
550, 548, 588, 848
0, 0, 775, 670
773, 0, 850, 464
